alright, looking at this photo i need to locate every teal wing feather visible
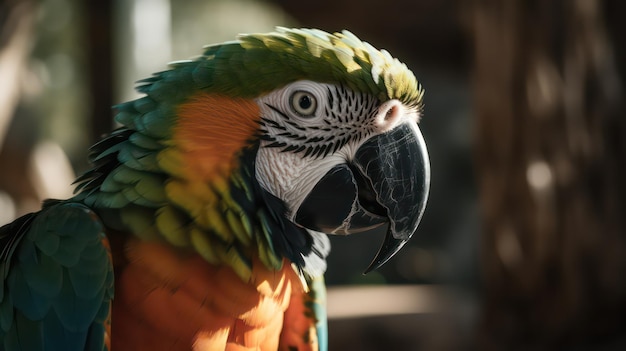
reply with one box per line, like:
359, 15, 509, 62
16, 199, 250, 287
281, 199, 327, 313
0, 201, 114, 351
308, 276, 328, 351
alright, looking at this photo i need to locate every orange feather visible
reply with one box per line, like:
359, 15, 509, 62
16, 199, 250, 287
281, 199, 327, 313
279, 287, 319, 351
111, 239, 308, 351
109, 93, 318, 350
173, 94, 260, 182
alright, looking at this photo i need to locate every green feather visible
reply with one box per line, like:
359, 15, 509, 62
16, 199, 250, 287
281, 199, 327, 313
41, 312, 89, 351
132, 96, 157, 114
129, 131, 163, 150
118, 146, 160, 172
105, 165, 165, 207
113, 110, 137, 128
98, 176, 124, 193
140, 109, 171, 138
0, 202, 113, 351
224, 209, 251, 246
86, 191, 129, 209
93, 299, 111, 324
50, 238, 83, 268
19, 251, 63, 299
118, 27, 423, 142
27, 227, 59, 257
68, 251, 110, 300
91, 141, 126, 162
4, 312, 44, 351
131, 174, 166, 204
51, 273, 105, 332
84, 323, 106, 351
117, 205, 160, 240
8, 265, 51, 321
155, 206, 191, 247
0, 292, 13, 332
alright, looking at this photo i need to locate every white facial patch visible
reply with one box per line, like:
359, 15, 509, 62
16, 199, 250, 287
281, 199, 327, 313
253, 80, 419, 222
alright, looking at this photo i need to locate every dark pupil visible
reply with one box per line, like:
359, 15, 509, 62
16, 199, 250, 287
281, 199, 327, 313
299, 95, 312, 110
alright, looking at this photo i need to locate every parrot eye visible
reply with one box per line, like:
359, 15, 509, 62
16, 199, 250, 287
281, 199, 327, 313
290, 91, 317, 117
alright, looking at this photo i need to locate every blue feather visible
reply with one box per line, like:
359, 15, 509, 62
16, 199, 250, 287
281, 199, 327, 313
309, 276, 328, 351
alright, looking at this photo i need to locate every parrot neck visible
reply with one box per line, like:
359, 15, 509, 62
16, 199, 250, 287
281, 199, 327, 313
153, 143, 330, 281
73, 128, 329, 282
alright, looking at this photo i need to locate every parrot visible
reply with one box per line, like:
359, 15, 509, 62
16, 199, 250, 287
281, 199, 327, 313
0, 27, 429, 351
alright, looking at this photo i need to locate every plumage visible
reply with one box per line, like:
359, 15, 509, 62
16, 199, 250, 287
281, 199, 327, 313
0, 27, 430, 350
0, 203, 113, 351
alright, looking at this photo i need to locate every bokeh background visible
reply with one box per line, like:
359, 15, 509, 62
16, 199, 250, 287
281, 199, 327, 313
1, 0, 625, 350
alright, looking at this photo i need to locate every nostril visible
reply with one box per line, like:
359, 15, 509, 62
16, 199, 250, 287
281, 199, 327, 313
385, 106, 397, 121
376, 100, 404, 131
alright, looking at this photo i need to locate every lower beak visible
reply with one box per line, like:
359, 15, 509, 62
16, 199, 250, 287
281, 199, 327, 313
294, 122, 430, 272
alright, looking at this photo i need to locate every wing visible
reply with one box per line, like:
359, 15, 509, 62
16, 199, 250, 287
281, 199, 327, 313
280, 275, 328, 351
0, 201, 114, 351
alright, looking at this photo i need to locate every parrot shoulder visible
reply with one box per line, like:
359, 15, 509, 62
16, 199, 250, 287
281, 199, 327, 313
0, 201, 114, 351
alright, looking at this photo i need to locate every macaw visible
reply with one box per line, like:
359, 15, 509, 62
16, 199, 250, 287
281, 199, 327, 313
0, 27, 429, 351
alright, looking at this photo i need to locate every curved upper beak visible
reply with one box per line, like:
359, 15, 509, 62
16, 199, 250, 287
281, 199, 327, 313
294, 122, 430, 273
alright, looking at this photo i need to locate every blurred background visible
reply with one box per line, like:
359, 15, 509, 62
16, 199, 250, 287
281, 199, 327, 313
1, 0, 625, 350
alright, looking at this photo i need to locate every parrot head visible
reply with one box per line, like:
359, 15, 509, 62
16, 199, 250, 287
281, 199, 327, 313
75, 27, 429, 279
254, 80, 428, 273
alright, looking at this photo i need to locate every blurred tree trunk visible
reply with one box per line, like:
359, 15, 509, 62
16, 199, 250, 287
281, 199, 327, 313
86, 0, 114, 142
473, 0, 626, 350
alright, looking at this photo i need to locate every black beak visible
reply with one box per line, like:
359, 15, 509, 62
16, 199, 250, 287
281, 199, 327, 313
294, 122, 430, 273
